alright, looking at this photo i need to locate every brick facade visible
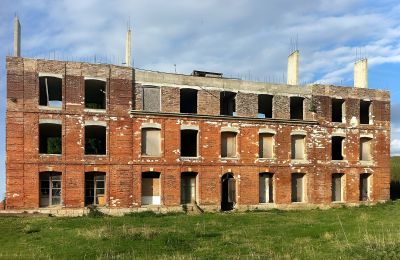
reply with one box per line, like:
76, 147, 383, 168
6, 56, 391, 210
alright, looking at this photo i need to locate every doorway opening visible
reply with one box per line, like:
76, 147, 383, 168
221, 173, 235, 211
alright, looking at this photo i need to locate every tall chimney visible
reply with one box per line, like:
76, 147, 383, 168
287, 50, 299, 85
13, 15, 21, 57
354, 58, 368, 88
125, 27, 132, 67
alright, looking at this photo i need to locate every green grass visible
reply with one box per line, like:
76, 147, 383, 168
2, 203, 400, 259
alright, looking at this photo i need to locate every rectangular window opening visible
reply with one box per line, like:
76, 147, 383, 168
39, 123, 62, 154
290, 97, 304, 120
291, 173, 305, 202
360, 137, 372, 161
85, 80, 106, 109
141, 172, 161, 205
291, 135, 305, 160
141, 128, 161, 156
220, 91, 236, 116
85, 125, 106, 155
332, 136, 345, 160
360, 100, 371, 124
259, 133, 274, 158
258, 94, 273, 118
180, 89, 198, 114
359, 173, 371, 201
332, 99, 345, 122
332, 173, 344, 202
85, 172, 106, 206
181, 129, 198, 157
259, 173, 273, 203
143, 86, 161, 112
39, 171, 62, 207
221, 132, 237, 158
39, 76, 62, 107
181, 172, 197, 204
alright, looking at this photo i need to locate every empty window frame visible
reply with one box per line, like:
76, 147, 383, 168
39, 171, 61, 207
331, 136, 345, 160
221, 132, 237, 158
259, 173, 273, 203
39, 76, 62, 107
181, 129, 198, 157
141, 172, 161, 205
85, 125, 106, 155
181, 172, 197, 204
258, 94, 273, 118
359, 173, 371, 201
85, 172, 106, 206
332, 99, 345, 122
291, 134, 306, 160
290, 97, 304, 120
332, 173, 344, 202
359, 137, 372, 161
142, 86, 161, 112
360, 100, 371, 124
39, 123, 62, 154
220, 91, 236, 116
291, 173, 305, 202
180, 89, 198, 114
141, 128, 161, 156
259, 133, 274, 158
85, 79, 106, 109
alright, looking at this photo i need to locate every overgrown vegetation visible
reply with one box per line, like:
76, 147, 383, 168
391, 157, 400, 199
2, 202, 400, 258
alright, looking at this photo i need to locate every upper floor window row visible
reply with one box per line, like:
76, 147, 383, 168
331, 98, 372, 125
39, 76, 106, 110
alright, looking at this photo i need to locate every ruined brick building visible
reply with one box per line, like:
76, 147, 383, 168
5, 17, 391, 212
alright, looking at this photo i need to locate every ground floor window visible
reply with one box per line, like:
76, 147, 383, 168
39, 171, 62, 207
332, 173, 344, 202
85, 172, 106, 206
291, 173, 305, 202
259, 172, 273, 203
181, 172, 197, 204
360, 173, 371, 201
141, 172, 161, 205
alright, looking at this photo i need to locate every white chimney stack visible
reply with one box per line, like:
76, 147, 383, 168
354, 58, 368, 88
13, 15, 21, 57
125, 27, 132, 67
287, 50, 299, 85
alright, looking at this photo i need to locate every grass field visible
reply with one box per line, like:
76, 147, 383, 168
391, 156, 400, 181
1, 202, 400, 259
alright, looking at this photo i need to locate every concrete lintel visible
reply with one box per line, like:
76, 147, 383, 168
291, 130, 307, 136
259, 128, 276, 135
85, 121, 107, 127
181, 125, 199, 131
141, 122, 161, 129
84, 76, 107, 82
332, 132, 346, 137
39, 119, 61, 125
360, 133, 373, 139
221, 126, 239, 133
38, 72, 63, 79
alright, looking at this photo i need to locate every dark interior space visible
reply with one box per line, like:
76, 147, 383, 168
332, 99, 344, 122
290, 97, 304, 120
39, 123, 62, 154
331, 136, 344, 160
221, 173, 235, 211
220, 91, 236, 116
85, 80, 106, 109
180, 89, 198, 114
181, 130, 198, 157
85, 172, 106, 206
258, 94, 273, 118
39, 76, 62, 107
85, 125, 106, 155
360, 100, 371, 124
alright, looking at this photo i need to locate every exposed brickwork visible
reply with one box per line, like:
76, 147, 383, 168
6, 57, 391, 211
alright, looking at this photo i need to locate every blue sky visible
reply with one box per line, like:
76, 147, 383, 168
0, 0, 399, 199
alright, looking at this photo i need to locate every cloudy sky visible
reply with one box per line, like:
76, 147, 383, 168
0, 0, 399, 198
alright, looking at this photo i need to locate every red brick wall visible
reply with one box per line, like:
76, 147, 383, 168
6, 57, 391, 210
